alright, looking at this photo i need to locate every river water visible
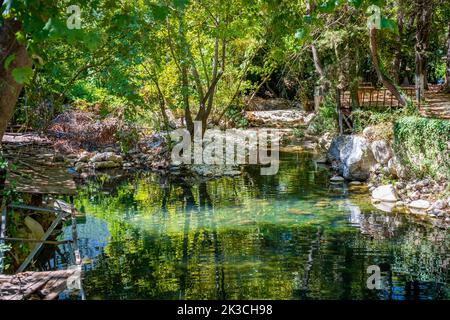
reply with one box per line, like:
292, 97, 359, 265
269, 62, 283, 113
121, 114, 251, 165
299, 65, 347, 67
49, 152, 449, 299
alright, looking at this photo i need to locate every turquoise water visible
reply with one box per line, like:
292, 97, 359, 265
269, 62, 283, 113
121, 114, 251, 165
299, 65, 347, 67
49, 152, 448, 300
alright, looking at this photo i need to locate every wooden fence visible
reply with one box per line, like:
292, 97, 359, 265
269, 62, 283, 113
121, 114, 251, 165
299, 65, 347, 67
336, 86, 419, 134
340, 86, 418, 109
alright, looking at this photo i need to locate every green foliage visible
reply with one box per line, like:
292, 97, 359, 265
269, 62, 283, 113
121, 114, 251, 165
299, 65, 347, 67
12, 66, 33, 84
307, 95, 338, 135
393, 116, 450, 179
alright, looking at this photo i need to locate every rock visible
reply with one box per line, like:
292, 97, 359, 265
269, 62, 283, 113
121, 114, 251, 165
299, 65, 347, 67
224, 170, 242, 176
53, 153, 66, 163
104, 147, 116, 153
372, 200, 396, 213
245, 109, 313, 127
318, 132, 332, 150
77, 151, 91, 162
371, 140, 393, 164
90, 152, 123, 163
395, 181, 405, 190
363, 126, 375, 140
430, 208, 446, 217
408, 200, 431, 210
395, 201, 405, 207
432, 200, 447, 210
75, 162, 89, 173
94, 160, 122, 169
24, 216, 45, 241
327, 135, 376, 181
387, 157, 405, 179
371, 184, 398, 202
349, 181, 362, 186
330, 176, 345, 183
315, 157, 327, 164
409, 191, 420, 200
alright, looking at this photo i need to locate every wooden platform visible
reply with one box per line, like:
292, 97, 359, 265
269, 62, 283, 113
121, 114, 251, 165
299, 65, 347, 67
2, 133, 77, 196
0, 269, 79, 300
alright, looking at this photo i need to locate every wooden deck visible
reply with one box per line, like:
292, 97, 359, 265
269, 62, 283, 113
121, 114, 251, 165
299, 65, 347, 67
2, 133, 77, 196
0, 269, 79, 300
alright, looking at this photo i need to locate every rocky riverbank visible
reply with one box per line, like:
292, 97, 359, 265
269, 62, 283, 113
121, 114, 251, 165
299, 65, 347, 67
325, 125, 450, 226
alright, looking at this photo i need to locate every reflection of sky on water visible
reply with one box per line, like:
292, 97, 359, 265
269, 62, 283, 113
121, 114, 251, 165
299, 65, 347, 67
58, 216, 110, 270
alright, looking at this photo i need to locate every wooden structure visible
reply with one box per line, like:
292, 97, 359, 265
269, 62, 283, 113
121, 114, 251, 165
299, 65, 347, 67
0, 269, 80, 300
0, 132, 83, 299
335, 84, 446, 133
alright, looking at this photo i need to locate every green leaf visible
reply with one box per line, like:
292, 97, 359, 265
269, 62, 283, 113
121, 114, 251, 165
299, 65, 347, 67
173, 0, 189, 10
318, 0, 336, 13
150, 4, 169, 21
348, 0, 362, 8
294, 29, 306, 40
4, 54, 15, 71
12, 66, 34, 84
381, 17, 398, 34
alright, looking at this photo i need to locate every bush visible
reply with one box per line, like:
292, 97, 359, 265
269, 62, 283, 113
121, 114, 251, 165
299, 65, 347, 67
393, 116, 450, 179
307, 94, 338, 135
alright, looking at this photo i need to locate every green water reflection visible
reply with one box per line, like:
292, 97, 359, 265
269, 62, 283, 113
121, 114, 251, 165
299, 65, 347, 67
59, 152, 449, 300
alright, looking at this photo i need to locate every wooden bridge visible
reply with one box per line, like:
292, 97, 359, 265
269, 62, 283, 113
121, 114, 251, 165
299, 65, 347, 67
337, 84, 450, 133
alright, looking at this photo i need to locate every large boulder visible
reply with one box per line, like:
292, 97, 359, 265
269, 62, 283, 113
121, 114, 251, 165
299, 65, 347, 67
90, 152, 123, 163
371, 140, 393, 164
371, 184, 398, 202
327, 135, 376, 181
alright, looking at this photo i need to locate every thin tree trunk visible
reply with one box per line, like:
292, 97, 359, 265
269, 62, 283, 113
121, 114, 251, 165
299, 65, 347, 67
0, 20, 32, 141
392, 1, 404, 84
415, 0, 434, 100
369, 26, 407, 106
444, 21, 450, 92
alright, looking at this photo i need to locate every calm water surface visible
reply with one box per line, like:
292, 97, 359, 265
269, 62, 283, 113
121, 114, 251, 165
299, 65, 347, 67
49, 152, 448, 300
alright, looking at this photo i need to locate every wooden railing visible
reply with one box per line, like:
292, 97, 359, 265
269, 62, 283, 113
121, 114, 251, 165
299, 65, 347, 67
336, 86, 421, 134
340, 86, 418, 109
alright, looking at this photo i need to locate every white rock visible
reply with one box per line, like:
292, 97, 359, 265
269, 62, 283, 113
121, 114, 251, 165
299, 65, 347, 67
371, 184, 398, 202
330, 176, 345, 182
363, 127, 375, 140
371, 140, 393, 164
90, 152, 123, 163
433, 200, 447, 210
327, 135, 376, 181
408, 200, 431, 210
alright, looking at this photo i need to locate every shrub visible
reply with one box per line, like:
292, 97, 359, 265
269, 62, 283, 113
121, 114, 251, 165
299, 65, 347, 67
393, 116, 450, 179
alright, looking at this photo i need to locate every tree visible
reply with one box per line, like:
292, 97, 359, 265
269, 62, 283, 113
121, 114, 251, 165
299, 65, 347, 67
444, 21, 450, 92
369, 25, 407, 106
414, 0, 435, 100
0, 16, 31, 140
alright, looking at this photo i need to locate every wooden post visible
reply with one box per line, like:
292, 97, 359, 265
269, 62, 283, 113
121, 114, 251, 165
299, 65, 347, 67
69, 196, 81, 266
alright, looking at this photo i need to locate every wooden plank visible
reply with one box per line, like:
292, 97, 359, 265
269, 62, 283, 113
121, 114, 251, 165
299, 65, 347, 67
17, 211, 68, 273
8, 204, 68, 215
0, 237, 71, 245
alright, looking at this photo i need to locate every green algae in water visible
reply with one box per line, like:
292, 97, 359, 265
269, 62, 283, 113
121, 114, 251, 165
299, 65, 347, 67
52, 152, 449, 300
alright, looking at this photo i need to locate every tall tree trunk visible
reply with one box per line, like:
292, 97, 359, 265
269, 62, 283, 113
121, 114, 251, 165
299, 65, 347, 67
392, 1, 404, 84
444, 21, 450, 92
369, 26, 407, 106
0, 19, 32, 141
415, 0, 434, 100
